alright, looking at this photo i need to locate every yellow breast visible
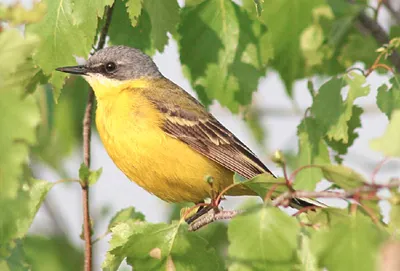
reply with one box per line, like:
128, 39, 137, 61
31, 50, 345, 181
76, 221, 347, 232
92, 79, 237, 203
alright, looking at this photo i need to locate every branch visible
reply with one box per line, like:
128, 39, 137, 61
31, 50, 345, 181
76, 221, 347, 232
81, 4, 114, 271
188, 210, 242, 231
383, 0, 400, 24
356, 10, 400, 72
188, 177, 400, 231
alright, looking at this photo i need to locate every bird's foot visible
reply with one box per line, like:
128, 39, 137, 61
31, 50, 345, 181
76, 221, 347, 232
185, 197, 222, 224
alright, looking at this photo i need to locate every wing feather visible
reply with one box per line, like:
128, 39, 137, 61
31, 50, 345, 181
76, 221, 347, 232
144, 82, 274, 180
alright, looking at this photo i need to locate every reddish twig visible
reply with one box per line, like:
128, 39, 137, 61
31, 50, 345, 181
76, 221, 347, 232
263, 183, 282, 202
371, 157, 389, 184
81, 5, 114, 271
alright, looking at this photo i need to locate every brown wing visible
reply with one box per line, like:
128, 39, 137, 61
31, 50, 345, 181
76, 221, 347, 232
144, 80, 274, 180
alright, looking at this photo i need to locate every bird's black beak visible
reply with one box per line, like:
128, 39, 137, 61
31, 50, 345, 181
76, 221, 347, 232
56, 65, 88, 75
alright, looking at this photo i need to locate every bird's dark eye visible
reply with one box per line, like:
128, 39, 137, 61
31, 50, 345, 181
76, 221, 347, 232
104, 62, 116, 73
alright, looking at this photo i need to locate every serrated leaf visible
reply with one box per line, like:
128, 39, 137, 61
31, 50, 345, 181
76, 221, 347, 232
295, 117, 330, 190
228, 204, 300, 270
326, 105, 363, 163
319, 164, 366, 189
23, 236, 83, 271
28, 0, 90, 100
126, 0, 142, 26
103, 220, 222, 271
143, 0, 179, 52
108, 0, 154, 55
179, 0, 271, 111
79, 163, 102, 186
108, 207, 145, 231
312, 73, 369, 143
377, 76, 400, 119
311, 213, 388, 271
73, 0, 114, 48
259, 0, 324, 96
0, 179, 53, 244
370, 110, 400, 157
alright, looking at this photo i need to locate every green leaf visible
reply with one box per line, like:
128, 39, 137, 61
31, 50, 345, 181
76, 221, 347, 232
79, 163, 103, 186
319, 164, 366, 189
126, 0, 143, 26
28, 0, 90, 100
73, 0, 114, 48
311, 213, 387, 271
389, 192, 400, 237
228, 204, 300, 270
298, 229, 319, 271
196, 222, 228, 260
0, 240, 30, 271
241, 173, 288, 199
179, 0, 271, 111
326, 105, 363, 163
23, 236, 83, 271
259, 0, 324, 96
103, 221, 222, 271
0, 2, 46, 25
295, 118, 330, 190
143, 0, 179, 52
307, 208, 351, 228
0, 29, 39, 87
377, 76, 400, 119
0, 90, 40, 198
312, 73, 369, 143
108, 0, 154, 55
108, 207, 145, 231
370, 110, 400, 157
0, 179, 53, 244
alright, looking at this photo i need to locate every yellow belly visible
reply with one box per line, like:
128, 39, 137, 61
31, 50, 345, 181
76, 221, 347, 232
95, 90, 251, 203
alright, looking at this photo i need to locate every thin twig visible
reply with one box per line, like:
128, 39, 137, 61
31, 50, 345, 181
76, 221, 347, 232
81, 4, 115, 271
188, 210, 242, 231
356, 9, 400, 72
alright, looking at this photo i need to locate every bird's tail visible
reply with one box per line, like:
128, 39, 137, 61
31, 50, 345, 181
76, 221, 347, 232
289, 197, 327, 209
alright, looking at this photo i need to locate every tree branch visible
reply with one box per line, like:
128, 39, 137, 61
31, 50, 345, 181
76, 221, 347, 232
188, 210, 242, 231
81, 4, 114, 271
356, 10, 400, 72
383, 0, 400, 24
188, 178, 400, 231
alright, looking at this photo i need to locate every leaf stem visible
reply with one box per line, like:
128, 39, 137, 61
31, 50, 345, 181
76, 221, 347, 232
81, 4, 115, 271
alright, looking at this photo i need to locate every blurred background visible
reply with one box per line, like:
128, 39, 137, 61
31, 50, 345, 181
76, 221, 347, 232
2, 0, 400, 269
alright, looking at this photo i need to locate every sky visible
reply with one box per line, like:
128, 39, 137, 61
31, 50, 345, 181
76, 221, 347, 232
3, 0, 400, 269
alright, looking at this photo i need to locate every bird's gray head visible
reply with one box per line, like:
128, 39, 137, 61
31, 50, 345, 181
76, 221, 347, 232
56, 45, 162, 81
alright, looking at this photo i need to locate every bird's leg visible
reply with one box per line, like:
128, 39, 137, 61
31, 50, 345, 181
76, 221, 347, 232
185, 176, 223, 224
185, 200, 213, 224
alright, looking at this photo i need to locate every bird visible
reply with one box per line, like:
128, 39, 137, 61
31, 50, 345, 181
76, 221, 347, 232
56, 45, 315, 222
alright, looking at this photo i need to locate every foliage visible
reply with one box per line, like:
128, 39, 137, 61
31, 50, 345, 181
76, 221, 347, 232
1, 0, 400, 270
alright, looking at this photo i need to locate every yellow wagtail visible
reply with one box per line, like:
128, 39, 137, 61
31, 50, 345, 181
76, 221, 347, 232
56, 46, 315, 222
